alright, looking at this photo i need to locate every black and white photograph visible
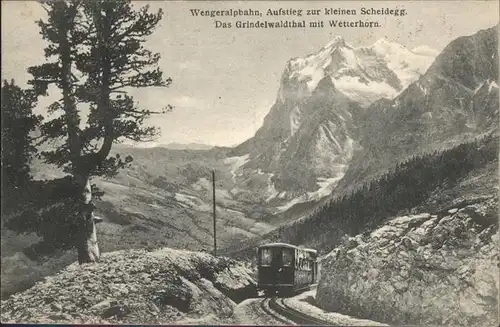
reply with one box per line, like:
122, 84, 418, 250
1, 0, 499, 325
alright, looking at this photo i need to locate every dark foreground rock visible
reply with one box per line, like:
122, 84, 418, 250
316, 197, 499, 327
1, 248, 257, 324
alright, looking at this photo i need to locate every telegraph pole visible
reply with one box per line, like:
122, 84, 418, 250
212, 170, 217, 257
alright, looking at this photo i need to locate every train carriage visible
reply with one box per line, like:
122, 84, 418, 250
257, 243, 318, 297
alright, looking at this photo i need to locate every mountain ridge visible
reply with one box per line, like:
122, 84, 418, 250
230, 35, 437, 207
335, 25, 499, 195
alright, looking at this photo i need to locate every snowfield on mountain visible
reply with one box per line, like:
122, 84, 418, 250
285, 36, 436, 107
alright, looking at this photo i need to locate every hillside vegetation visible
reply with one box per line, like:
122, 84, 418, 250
226, 134, 498, 258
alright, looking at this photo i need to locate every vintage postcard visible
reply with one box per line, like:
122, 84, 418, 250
1, 0, 498, 326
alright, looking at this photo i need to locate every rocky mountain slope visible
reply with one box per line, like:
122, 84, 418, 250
337, 25, 499, 194
231, 36, 435, 205
317, 197, 498, 327
1, 248, 256, 324
224, 133, 498, 257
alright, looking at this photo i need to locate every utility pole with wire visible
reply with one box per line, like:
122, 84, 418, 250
212, 170, 217, 257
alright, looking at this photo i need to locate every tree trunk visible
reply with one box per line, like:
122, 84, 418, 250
52, 1, 98, 264
75, 175, 100, 264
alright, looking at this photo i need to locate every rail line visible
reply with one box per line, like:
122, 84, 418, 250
263, 297, 333, 326
259, 298, 294, 325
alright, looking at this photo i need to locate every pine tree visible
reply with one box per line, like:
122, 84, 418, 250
28, 0, 171, 263
1, 80, 42, 213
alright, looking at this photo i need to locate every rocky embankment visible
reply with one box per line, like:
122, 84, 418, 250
1, 248, 257, 324
316, 197, 499, 327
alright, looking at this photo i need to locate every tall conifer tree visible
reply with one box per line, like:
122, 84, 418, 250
28, 0, 171, 263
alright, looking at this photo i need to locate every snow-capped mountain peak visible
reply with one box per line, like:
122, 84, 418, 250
370, 38, 417, 62
322, 35, 348, 50
282, 36, 438, 107
233, 35, 441, 211
286, 35, 354, 93
365, 38, 436, 90
372, 37, 406, 51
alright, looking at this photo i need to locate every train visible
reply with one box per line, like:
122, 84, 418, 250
256, 242, 318, 297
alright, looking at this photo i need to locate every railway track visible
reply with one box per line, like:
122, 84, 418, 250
259, 298, 293, 325
262, 297, 333, 326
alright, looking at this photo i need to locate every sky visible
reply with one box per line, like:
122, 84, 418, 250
2, 1, 499, 147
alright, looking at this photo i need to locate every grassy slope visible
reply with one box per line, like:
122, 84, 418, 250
1, 145, 274, 298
